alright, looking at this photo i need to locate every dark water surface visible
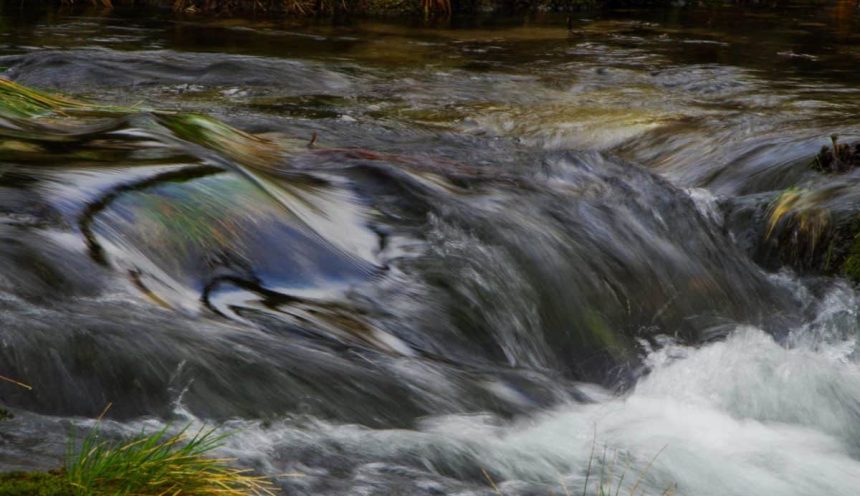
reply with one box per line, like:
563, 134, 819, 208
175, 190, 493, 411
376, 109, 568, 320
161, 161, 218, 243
1, 3, 860, 495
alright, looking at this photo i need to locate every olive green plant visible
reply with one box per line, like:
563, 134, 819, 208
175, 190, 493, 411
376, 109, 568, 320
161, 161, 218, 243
65, 424, 277, 496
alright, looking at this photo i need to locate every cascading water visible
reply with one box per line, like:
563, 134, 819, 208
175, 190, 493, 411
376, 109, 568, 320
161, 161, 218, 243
0, 4, 859, 495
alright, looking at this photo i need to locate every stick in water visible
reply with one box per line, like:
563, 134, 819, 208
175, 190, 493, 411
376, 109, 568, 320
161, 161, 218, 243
0, 374, 32, 390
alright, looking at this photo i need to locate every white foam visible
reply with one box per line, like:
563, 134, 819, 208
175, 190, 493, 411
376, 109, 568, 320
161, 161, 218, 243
209, 325, 860, 495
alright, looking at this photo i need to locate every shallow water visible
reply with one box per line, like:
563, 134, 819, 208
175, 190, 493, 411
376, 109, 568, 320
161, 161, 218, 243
0, 3, 859, 495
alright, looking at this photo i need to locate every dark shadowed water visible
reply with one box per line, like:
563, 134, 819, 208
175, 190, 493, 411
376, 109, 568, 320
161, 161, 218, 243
1, 3, 860, 495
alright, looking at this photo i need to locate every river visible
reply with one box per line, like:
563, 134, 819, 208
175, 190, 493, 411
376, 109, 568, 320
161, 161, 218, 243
0, 3, 859, 495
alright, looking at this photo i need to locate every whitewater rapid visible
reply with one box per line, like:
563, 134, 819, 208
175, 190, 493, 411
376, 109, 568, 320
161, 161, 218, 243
84, 281, 856, 496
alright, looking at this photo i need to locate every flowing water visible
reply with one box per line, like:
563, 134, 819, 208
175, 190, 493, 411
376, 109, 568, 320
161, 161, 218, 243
1, 3, 860, 495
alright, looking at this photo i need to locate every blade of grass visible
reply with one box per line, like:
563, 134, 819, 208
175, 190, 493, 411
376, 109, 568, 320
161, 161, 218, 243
628, 445, 667, 496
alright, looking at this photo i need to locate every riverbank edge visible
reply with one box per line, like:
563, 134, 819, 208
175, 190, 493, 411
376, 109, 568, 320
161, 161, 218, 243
7, 0, 751, 19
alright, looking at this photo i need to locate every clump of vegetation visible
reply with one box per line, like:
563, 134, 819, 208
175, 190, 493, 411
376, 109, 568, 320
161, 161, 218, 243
0, 407, 12, 421
811, 134, 860, 174
65, 425, 276, 495
0, 78, 88, 119
56, 0, 420, 16
766, 187, 832, 262
581, 444, 674, 496
0, 425, 276, 496
48, 0, 596, 17
154, 112, 280, 168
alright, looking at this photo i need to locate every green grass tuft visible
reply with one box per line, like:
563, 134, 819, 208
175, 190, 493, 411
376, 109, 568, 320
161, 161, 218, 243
65, 424, 277, 496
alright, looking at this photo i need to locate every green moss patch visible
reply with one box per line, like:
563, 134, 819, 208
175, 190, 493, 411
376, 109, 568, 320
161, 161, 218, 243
0, 471, 72, 496
842, 232, 860, 283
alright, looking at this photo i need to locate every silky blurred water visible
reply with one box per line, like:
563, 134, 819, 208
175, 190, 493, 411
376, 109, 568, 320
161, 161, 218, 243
0, 3, 859, 495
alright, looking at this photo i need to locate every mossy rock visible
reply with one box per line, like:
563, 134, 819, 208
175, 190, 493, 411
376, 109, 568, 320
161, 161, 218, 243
842, 233, 860, 283
810, 138, 860, 174
0, 407, 12, 421
755, 186, 860, 284
0, 472, 72, 496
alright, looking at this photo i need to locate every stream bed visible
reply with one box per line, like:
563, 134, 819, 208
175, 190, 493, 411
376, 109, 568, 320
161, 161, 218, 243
1, 3, 860, 495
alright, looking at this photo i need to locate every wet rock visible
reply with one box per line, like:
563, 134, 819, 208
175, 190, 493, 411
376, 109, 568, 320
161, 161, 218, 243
810, 135, 860, 174
731, 185, 860, 284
